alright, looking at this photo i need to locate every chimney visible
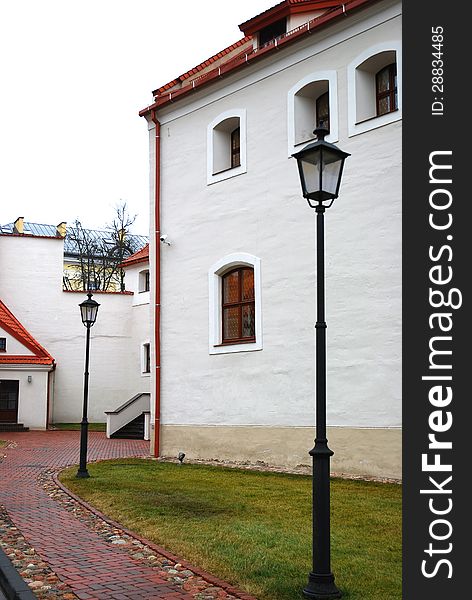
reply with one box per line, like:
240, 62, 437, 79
56, 222, 67, 238
13, 217, 24, 234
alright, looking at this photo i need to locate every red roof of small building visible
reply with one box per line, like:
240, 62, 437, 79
0, 301, 55, 366
119, 243, 149, 268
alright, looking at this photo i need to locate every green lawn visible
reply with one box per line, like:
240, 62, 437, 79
0, 439, 7, 448
52, 422, 107, 432
60, 460, 401, 600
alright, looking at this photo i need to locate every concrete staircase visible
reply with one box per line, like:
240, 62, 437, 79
105, 393, 150, 441
110, 413, 145, 439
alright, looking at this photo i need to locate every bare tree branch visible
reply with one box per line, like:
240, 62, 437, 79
63, 203, 142, 292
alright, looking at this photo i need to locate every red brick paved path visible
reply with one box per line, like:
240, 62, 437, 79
0, 431, 226, 599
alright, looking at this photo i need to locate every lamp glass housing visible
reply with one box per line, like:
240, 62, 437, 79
79, 293, 100, 328
292, 128, 350, 207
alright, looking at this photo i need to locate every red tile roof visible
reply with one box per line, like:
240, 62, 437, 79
140, 0, 375, 116
0, 301, 55, 366
153, 37, 252, 96
119, 243, 149, 268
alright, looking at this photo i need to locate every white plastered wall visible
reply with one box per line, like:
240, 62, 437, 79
0, 234, 150, 424
147, 2, 402, 475
122, 261, 152, 381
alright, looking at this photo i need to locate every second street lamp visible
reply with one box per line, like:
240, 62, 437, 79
77, 292, 100, 479
292, 125, 350, 600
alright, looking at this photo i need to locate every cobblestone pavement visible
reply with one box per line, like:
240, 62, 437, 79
0, 431, 255, 600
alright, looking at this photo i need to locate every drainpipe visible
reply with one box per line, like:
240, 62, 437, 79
150, 110, 161, 458
46, 362, 56, 429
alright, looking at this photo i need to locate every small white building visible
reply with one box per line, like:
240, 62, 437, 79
0, 300, 55, 430
140, 0, 402, 478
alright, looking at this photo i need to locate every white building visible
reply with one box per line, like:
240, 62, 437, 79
140, 0, 402, 478
0, 232, 151, 435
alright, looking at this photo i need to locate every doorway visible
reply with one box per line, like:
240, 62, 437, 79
0, 380, 19, 422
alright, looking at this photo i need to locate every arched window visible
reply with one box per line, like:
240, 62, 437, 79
222, 267, 255, 343
207, 109, 247, 184
347, 42, 402, 136
287, 71, 338, 155
376, 63, 397, 116
208, 253, 262, 354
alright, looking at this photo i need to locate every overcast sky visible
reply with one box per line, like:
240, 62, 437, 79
0, 0, 275, 234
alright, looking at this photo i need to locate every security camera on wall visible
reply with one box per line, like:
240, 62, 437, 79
159, 234, 171, 245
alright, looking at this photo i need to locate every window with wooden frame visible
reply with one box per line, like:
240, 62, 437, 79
315, 91, 330, 132
221, 267, 255, 344
231, 127, 241, 169
376, 63, 397, 116
212, 116, 241, 175
209, 253, 262, 354
347, 45, 401, 135
288, 73, 338, 154
207, 110, 247, 184
0, 337, 6, 352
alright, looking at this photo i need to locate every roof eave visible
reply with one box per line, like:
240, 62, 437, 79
119, 256, 150, 269
0, 360, 55, 370
139, 0, 376, 118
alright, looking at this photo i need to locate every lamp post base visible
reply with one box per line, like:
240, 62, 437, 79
303, 572, 342, 599
76, 468, 90, 479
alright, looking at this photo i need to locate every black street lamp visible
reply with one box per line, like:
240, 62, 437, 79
292, 125, 350, 599
76, 292, 100, 478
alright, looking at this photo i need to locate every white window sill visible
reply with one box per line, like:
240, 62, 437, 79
207, 164, 246, 185
349, 108, 401, 137
209, 340, 262, 355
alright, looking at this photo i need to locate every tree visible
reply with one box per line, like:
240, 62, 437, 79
64, 202, 143, 292
106, 202, 138, 292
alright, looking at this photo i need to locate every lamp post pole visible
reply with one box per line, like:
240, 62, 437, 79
77, 292, 100, 479
303, 203, 341, 599
77, 322, 92, 478
292, 125, 350, 600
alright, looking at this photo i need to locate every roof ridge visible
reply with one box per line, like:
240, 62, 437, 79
1, 221, 148, 239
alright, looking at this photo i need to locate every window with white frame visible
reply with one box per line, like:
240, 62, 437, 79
208, 253, 262, 354
207, 109, 247, 184
142, 343, 151, 374
347, 42, 402, 137
287, 71, 339, 155
138, 269, 150, 293
0, 337, 6, 352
